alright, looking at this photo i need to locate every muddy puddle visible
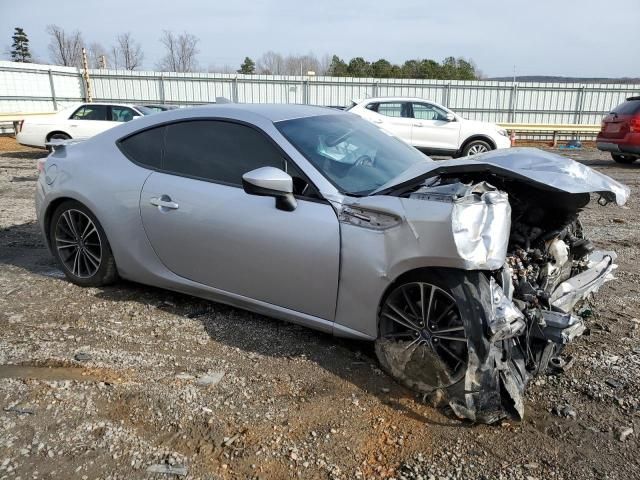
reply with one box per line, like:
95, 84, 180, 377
0, 364, 109, 382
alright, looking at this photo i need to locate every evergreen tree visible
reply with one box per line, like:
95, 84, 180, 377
346, 57, 371, 77
238, 57, 255, 74
327, 55, 348, 76
10, 27, 32, 63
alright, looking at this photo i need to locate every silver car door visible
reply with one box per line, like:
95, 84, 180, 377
138, 120, 340, 320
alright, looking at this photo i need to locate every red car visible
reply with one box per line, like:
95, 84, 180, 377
597, 96, 640, 163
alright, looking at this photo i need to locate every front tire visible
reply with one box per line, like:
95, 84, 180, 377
462, 139, 492, 156
611, 153, 637, 164
375, 269, 523, 423
49, 200, 118, 287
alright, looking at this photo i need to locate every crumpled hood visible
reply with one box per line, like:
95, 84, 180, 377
373, 147, 630, 205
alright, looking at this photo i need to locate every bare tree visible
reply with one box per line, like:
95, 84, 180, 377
257, 51, 284, 75
46, 24, 84, 67
318, 54, 332, 75
87, 42, 108, 68
111, 32, 143, 70
157, 31, 199, 72
282, 53, 321, 76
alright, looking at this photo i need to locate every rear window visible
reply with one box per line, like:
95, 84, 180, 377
612, 100, 640, 116
118, 126, 165, 169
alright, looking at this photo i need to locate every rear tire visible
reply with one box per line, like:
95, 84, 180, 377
49, 200, 118, 287
46, 132, 71, 152
462, 139, 492, 156
611, 153, 637, 164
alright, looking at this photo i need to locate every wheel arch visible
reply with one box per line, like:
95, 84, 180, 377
46, 130, 72, 142
458, 135, 496, 156
43, 196, 107, 250
376, 266, 464, 336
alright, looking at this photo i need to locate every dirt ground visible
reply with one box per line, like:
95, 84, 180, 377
0, 136, 638, 480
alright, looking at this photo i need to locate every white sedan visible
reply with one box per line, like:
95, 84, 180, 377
17, 102, 152, 149
348, 97, 511, 157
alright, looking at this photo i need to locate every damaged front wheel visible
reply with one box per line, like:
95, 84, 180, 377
376, 278, 468, 392
376, 269, 525, 424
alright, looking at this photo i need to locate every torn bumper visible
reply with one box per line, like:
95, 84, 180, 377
550, 250, 618, 313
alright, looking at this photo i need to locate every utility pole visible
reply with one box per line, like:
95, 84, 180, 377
81, 47, 93, 102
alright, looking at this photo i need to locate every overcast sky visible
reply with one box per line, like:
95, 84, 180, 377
2, 0, 639, 77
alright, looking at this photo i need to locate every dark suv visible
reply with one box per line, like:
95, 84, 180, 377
597, 96, 640, 164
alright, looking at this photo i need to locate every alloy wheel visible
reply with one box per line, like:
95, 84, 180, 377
467, 144, 489, 155
379, 282, 468, 380
54, 209, 102, 278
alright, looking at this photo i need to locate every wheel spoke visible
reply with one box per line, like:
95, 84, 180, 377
387, 303, 422, 331
431, 325, 465, 334
432, 334, 467, 342
82, 221, 96, 239
72, 249, 80, 276
83, 249, 100, 269
404, 335, 424, 350
64, 211, 80, 238
382, 311, 420, 333
402, 287, 420, 320
55, 236, 76, 244
55, 209, 103, 278
433, 303, 455, 325
425, 285, 435, 325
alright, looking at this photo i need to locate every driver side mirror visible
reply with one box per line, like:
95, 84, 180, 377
242, 167, 297, 212
445, 112, 455, 122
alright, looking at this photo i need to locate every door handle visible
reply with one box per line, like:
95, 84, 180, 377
413, 123, 424, 127
150, 195, 179, 210
372, 119, 383, 124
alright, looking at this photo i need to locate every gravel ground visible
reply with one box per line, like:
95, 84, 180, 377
0, 137, 639, 480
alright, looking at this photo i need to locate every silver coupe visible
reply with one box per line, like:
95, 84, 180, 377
36, 104, 629, 423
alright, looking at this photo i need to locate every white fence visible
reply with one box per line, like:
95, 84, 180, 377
1, 61, 639, 125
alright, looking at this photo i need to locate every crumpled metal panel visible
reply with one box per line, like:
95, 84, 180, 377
372, 147, 630, 206
451, 186, 511, 270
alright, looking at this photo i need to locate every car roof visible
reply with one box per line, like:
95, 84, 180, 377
357, 96, 435, 103
188, 103, 344, 122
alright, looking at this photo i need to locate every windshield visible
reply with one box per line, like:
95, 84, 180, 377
134, 106, 155, 115
276, 114, 431, 195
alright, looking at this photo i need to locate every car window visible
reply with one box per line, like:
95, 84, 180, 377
365, 103, 379, 112
412, 103, 448, 121
70, 105, 108, 121
163, 120, 287, 186
376, 102, 408, 118
111, 106, 137, 122
117, 126, 165, 169
612, 100, 640, 116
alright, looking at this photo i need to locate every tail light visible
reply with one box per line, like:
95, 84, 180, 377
17, 120, 24, 133
630, 116, 640, 133
37, 158, 47, 173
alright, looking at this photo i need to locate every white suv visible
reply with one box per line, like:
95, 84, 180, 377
348, 97, 511, 157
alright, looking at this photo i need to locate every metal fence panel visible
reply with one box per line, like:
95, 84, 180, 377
1, 61, 638, 128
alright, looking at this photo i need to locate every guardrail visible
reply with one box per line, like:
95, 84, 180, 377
498, 123, 601, 145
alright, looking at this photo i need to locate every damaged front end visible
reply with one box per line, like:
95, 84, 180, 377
373, 148, 628, 423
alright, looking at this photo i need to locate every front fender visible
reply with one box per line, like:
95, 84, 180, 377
333, 190, 510, 338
